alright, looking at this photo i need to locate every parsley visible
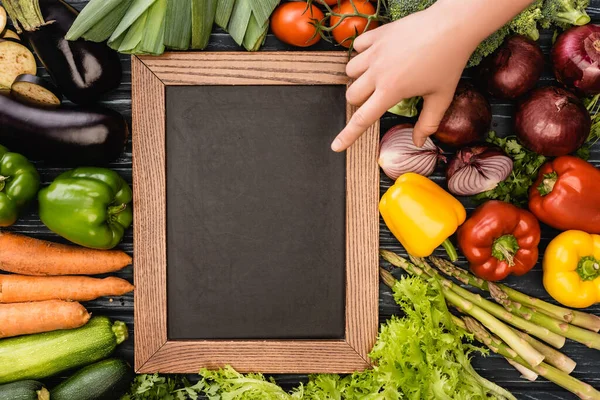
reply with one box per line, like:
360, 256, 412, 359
473, 132, 546, 207
578, 94, 600, 160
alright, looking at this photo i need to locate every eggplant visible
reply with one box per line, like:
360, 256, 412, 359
11, 74, 62, 108
0, 95, 128, 165
11, 0, 122, 105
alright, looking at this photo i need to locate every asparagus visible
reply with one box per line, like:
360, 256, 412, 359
463, 317, 600, 400
430, 256, 600, 332
380, 269, 517, 400
488, 282, 600, 350
509, 327, 576, 374
506, 358, 538, 381
406, 255, 565, 349
379, 253, 545, 367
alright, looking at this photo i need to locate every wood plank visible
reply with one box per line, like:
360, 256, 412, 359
138, 52, 350, 85
138, 340, 369, 374
132, 55, 168, 371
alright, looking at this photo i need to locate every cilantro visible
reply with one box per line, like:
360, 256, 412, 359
473, 132, 547, 207
123, 276, 507, 399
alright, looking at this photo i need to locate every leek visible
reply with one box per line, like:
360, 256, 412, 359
227, 0, 251, 46
109, 0, 157, 44
115, 10, 147, 52
65, 0, 128, 41
137, 0, 167, 55
191, 0, 217, 50
215, 0, 235, 29
164, 0, 192, 50
243, 14, 268, 52
82, 0, 134, 42
249, 0, 279, 24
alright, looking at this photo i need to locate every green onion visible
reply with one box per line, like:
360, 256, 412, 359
215, 0, 235, 29
164, 0, 192, 50
191, 0, 217, 50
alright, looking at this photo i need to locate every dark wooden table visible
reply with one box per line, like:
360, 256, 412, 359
19, 1, 600, 398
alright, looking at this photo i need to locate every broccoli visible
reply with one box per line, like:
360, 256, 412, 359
509, 0, 543, 41
389, 0, 436, 20
467, 25, 511, 68
540, 0, 591, 28
388, 97, 422, 117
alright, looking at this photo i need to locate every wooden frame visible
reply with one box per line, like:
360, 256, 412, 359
132, 52, 379, 374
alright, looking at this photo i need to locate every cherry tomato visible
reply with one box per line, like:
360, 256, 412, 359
330, 0, 379, 48
271, 2, 324, 48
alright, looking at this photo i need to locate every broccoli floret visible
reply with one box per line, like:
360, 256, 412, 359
540, 0, 591, 29
509, 0, 543, 40
389, 0, 436, 20
467, 25, 511, 68
388, 97, 422, 117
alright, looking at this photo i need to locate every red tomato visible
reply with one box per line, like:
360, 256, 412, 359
330, 0, 379, 48
271, 2, 324, 48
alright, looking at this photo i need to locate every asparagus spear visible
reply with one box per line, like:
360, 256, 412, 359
379, 255, 545, 367
380, 268, 517, 400
488, 282, 600, 350
430, 256, 600, 332
509, 327, 576, 374
406, 255, 565, 349
506, 358, 539, 381
463, 317, 600, 400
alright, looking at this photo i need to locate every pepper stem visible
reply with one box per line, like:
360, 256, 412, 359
0, 176, 8, 192
492, 235, 520, 267
576, 256, 600, 281
442, 238, 458, 262
537, 172, 558, 196
108, 203, 127, 216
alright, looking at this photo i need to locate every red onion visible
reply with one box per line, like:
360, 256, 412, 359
378, 124, 444, 180
477, 35, 544, 99
433, 82, 492, 147
446, 145, 513, 196
515, 87, 590, 156
552, 25, 600, 95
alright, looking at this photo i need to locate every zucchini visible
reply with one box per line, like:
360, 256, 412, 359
0, 316, 128, 384
0, 39, 36, 88
0, 380, 49, 400
52, 358, 133, 400
11, 74, 62, 108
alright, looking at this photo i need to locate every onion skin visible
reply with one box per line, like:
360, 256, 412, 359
446, 145, 513, 196
552, 25, 600, 95
378, 124, 443, 180
477, 35, 544, 99
515, 87, 590, 157
433, 82, 492, 147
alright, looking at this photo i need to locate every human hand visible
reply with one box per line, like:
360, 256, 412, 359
331, 2, 480, 151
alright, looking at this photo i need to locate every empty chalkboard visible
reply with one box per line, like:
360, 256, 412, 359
166, 85, 347, 340
133, 52, 379, 373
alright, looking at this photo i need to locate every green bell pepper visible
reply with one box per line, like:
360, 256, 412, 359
38, 167, 133, 249
0, 145, 39, 226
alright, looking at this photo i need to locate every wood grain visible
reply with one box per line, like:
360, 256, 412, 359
139, 340, 369, 374
138, 52, 350, 85
133, 52, 379, 373
132, 55, 168, 371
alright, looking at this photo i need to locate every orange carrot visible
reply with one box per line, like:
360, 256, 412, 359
0, 300, 90, 338
0, 232, 132, 275
0, 275, 134, 303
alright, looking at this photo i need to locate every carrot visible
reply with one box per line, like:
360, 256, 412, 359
0, 232, 132, 275
0, 275, 134, 303
0, 300, 90, 338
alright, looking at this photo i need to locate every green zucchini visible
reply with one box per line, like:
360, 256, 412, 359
52, 358, 133, 400
0, 316, 128, 384
0, 380, 49, 400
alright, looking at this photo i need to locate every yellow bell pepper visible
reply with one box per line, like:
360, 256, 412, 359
543, 230, 600, 308
379, 173, 466, 260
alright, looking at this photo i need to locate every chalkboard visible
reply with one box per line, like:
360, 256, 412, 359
165, 85, 347, 340
133, 52, 379, 373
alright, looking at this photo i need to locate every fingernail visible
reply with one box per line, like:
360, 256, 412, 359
331, 138, 343, 152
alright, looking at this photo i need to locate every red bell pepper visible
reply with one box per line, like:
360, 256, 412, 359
529, 156, 600, 234
458, 201, 540, 281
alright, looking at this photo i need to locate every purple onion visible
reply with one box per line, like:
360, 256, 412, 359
446, 145, 513, 196
378, 124, 444, 180
515, 86, 590, 156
